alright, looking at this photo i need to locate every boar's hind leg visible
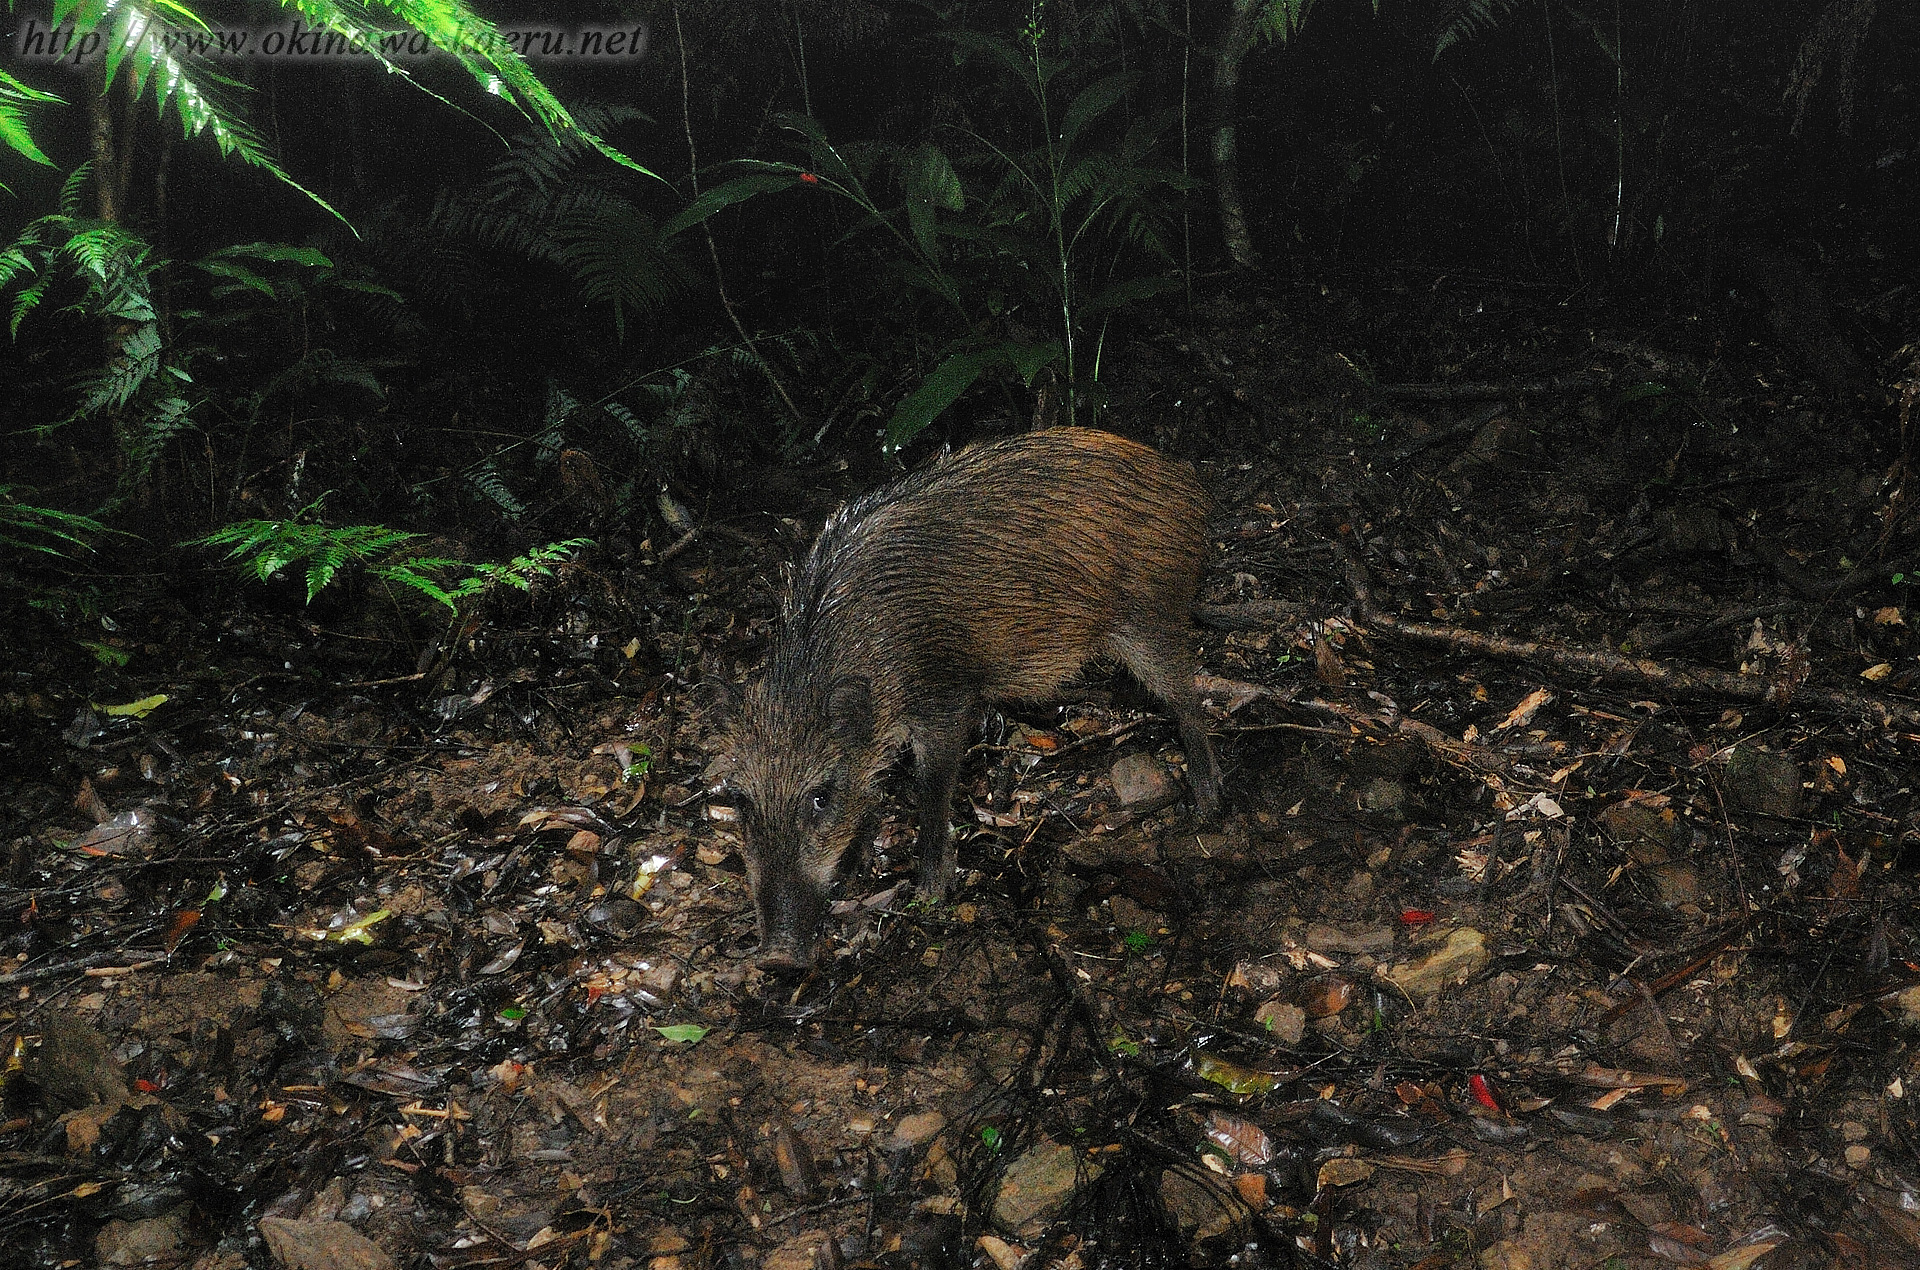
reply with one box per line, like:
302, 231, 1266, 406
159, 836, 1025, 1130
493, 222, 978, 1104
910, 705, 974, 899
1107, 623, 1222, 822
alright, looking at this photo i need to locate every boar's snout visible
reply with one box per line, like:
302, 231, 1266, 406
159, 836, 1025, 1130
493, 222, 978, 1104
755, 943, 812, 974
750, 871, 831, 972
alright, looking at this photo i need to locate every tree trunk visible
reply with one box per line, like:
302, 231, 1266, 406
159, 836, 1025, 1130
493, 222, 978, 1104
1211, 0, 1263, 271
88, 60, 121, 223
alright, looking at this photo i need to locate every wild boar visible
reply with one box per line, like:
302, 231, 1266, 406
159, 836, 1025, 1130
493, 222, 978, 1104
725, 426, 1220, 968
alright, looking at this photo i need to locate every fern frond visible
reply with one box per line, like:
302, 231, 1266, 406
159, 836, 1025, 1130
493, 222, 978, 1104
1433, 0, 1521, 59
467, 465, 526, 519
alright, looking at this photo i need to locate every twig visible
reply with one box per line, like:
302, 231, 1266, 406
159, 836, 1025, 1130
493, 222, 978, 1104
1330, 542, 1920, 726
1637, 601, 1800, 653
655, 526, 702, 564
0, 950, 156, 986
1375, 371, 1605, 401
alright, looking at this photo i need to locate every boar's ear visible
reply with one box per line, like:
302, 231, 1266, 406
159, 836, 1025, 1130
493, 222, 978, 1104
827, 676, 874, 748
694, 674, 746, 717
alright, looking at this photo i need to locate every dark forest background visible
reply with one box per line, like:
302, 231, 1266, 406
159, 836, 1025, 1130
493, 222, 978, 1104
1, 0, 1909, 599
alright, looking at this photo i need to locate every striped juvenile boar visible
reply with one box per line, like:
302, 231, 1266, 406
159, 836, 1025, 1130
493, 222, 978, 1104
726, 427, 1220, 970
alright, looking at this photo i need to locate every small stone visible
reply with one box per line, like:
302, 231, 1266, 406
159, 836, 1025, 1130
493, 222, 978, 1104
1841, 1120, 1869, 1142
1845, 1144, 1871, 1168
1110, 753, 1178, 811
975, 1234, 1028, 1270
761, 1229, 832, 1270
1724, 745, 1803, 818
648, 1230, 692, 1254
1254, 1000, 1306, 1045
96, 1211, 187, 1266
1305, 922, 1395, 955
889, 1111, 947, 1150
993, 1140, 1095, 1234
1358, 778, 1406, 819
258, 1217, 399, 1270
1382, 928, 1490, 1001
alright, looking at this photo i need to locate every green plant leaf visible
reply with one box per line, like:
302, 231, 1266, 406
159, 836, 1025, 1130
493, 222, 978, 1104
0, 70, 61, 170
653, 1023, 710, 1044
883, 347, 997, 453
93, 694, 168, 718
903, 143, 964, 211
1060, 72, 1135, 150
1080, 274, 1181, 317
660, 171, 804, 238
1003, 340, 1062, 385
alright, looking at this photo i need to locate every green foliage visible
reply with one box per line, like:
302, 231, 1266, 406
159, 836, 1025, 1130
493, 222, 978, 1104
2, 207, 389, 494
0, 70, 60, 181
2, 1, 647, 219
1433, 0, 1521, 59
0, 485, 108, 557
189, 508, 589, 609
660, 6, 1192, 451
434, 104, 689, 339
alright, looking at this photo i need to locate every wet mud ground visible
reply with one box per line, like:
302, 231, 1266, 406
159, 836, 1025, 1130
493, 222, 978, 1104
3, 284, 1919, 1269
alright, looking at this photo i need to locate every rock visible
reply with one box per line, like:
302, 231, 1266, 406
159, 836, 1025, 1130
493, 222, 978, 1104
1597, 794, 1701, 906
1382, 928, 1490, 1001
34, 1013, 130, 1110
992, 1139, 1094, 1234
1110, 753, 1178, 812
1160, 1170, 1239, 1240
1358, 778, 1406, 819
761, 1229, 832, 1270
97, 1211, 187, 1265
1597, 794, 1684, 858
1225, 959, 1291, 998
1254, 1000, 1306, 1045
1724, 745, 1803, 818
975, 1234, 1028, 1270
1305, 922, 1395, 955
1478, 1240, 1536, 1270
257, 1217, 399, 1270
889, 1111, 946, 1150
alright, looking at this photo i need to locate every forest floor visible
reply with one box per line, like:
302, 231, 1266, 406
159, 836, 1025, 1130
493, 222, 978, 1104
3, 272, 1919, 1270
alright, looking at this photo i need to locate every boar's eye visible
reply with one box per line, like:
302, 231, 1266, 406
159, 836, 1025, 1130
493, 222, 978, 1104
807, 784, 834, 816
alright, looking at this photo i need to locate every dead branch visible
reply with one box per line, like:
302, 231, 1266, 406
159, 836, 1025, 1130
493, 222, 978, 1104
1375, 371, 1605, 401
1637, 601, 1801, 652
1331, 542, 1920, 726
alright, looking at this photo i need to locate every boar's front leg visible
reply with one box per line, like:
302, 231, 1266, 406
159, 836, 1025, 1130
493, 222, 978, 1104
909, 704, 974, 899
